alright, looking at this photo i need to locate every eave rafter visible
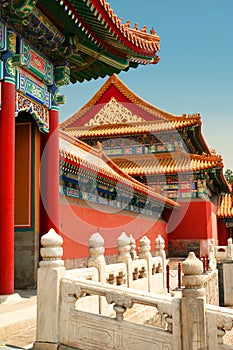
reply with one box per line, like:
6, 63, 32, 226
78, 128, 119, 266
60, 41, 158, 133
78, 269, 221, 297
0, 0, 160, 83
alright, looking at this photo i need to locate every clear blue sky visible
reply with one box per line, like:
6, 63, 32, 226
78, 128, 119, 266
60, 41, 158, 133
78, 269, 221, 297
60, 0, 233, 171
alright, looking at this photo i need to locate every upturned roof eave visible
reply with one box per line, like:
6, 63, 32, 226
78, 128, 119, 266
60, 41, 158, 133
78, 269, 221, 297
59, 131, 178, 209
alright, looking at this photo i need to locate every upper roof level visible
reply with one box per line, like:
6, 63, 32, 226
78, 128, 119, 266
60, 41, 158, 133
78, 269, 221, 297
61, 74, 210, 155
0, 1, 160, 83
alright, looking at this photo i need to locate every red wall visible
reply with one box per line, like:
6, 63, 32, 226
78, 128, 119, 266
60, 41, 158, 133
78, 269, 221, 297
59, 199, 167, 260
167, 199, 218, 240
217, 219, 228, 246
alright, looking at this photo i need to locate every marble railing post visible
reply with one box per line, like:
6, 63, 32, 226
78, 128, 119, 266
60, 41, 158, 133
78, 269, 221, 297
34, 229, 65, 350
154, 234, 166, 289
138, 236, 152, 291
208, 239, 217, 271
87, 232, 106, 315
129, 234, 138, 260
87, 232, 106, 283
227, 237, 233, 258
181, 252, 207, 350
117, 232, 132, 288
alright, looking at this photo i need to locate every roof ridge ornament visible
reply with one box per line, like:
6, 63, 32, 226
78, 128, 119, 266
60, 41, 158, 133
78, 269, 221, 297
84, 97, 144, 126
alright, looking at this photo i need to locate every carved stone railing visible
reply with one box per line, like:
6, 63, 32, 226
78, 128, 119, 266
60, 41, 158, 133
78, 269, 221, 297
214, 238, 233, 261
206, 304, 233, 349
59, 277, 181, 350
34, 229, 233, 350
87, 230, 166, 294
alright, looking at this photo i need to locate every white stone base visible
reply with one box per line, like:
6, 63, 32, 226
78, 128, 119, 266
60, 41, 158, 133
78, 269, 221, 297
33, 342, 58, 350
0, 292, 22, 304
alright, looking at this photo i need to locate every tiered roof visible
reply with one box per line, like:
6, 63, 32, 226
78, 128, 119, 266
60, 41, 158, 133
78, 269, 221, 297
60, 75, 210, 155
60, 131, 178, 209
60, 75, 230, 195
1, 1, 160, 82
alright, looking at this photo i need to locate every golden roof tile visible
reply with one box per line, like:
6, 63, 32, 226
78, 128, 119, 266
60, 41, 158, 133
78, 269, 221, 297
217, 192, 233, 218
59, 131, 178, 208
64, 118, 201, 139
112, 152, 224, 176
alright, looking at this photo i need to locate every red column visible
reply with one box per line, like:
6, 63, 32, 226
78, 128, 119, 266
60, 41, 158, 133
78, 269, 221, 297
0, 81, 15, 295
40, 108, 60, 235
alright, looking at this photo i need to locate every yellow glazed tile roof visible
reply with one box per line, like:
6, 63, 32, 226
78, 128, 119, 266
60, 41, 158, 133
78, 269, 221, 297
59, 131, 178, 208
112, 152, 224, 176
217, 192, 233, 218
64, 117, 202, 138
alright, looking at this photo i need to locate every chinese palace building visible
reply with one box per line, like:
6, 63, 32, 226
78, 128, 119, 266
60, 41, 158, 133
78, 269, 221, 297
217, 191, 233, 245
59, 131, 177, 269
61, 74, 230, 258
0, 1, 161, 293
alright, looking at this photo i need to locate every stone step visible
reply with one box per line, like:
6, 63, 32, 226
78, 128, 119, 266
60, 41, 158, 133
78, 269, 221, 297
0, 291, 36, 347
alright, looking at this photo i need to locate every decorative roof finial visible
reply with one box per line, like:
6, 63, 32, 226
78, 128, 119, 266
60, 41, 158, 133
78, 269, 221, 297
150, 27, 156, 35
141, 25, 147, 33
125, 19, 130, 28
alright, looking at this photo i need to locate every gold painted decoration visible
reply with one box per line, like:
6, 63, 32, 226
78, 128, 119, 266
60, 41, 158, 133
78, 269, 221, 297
16, 92, 49, 132
85, 97, 144, 126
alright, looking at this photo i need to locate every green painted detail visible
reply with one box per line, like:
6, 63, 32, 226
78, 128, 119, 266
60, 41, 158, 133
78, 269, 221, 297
10, 0, 37, 18
3, 76, 16, 84
78, 43, 129, 70
1, 0, 158, 84
5, 58, 16, 79
54, 65, 70, 86
0, 59, 3, 79
17, 40, 53, 84
0, 22, 7, 52
50, 105, 59, 111
68, 35, 79, 54
56, 94, 65, 105
8, 31, 17, 54
11, 53, 27, 67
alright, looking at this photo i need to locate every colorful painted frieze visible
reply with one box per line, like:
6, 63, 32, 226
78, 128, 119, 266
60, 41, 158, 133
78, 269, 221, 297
16, 71, 50, 108
16, 92, 49, 132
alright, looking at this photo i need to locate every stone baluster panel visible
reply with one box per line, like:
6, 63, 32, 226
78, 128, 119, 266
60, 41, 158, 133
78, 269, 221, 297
138, 235, 152, 291
87, 232, 106, 283
208, 239, 217, 271
227, 237, 233, 259
117, 232, 132, 288
155, 234, 166, 289
129, 234, 138, 260
87, 232, 106, 314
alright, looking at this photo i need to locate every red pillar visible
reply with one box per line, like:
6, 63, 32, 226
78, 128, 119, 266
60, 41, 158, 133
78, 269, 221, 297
40, 108, 60, 235
0, 81, 15, 295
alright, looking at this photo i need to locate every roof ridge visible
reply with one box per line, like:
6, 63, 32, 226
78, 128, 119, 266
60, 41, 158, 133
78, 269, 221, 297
90, 0, 160, 52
